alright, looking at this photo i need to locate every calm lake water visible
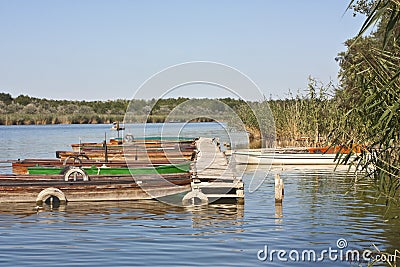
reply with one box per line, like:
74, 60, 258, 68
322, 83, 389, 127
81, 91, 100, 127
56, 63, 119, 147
0, 123, 399, 266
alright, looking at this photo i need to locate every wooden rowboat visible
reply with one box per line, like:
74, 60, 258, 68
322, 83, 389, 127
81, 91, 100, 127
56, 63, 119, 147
71, 137, 197, 152
12, 158, 190, 175
0, 172, 192, 204
72, 142, 197, 152
74, 144, 197, 154
2, 132, 199, 204
55, 150, 197, 161
27, 162, 191, 175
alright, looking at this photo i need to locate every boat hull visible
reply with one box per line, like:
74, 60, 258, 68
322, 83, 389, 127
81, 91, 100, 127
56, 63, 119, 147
232, 151, 349, 165
12, 159, 190, 175
55, 150, 196, 161
71, 137, 197, 152
27, 162, 192, 175
0, 173, 191, 203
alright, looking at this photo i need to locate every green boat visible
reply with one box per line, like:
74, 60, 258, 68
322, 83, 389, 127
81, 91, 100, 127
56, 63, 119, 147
28, 162, 191, 175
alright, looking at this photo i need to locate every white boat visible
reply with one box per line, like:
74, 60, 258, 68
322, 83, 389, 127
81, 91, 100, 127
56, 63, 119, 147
231, 150, 352, 165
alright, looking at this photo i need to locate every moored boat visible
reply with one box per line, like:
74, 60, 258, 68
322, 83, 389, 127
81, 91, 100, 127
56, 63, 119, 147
0, 172, 192, 204
62, 138, 198, 161
12, 158, 190, 175
232, 150, 357, 165
27, 162, 191, 175
3, 133, 199, 205
71, 136, 197, 152
55, 149, 197, 161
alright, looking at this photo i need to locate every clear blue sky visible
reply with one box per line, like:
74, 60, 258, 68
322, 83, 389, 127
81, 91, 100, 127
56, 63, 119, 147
0, 0, 364, 101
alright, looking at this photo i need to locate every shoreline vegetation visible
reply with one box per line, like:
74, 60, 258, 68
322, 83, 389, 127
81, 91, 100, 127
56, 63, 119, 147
0, 79, 336, 149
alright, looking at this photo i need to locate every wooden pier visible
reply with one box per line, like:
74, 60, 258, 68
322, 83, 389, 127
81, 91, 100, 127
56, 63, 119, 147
183, 137, 244, 205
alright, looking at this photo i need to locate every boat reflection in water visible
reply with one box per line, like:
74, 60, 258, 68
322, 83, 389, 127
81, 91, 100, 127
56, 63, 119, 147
0, 199, 244, 230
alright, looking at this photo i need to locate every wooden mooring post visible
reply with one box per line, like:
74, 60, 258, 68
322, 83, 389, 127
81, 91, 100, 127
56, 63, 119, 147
274, 173, 284, 203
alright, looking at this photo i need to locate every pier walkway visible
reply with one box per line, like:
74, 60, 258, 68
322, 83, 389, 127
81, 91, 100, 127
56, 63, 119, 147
183, 137, 244, 204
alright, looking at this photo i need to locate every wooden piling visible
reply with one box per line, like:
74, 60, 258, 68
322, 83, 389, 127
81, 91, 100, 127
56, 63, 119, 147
274, 173, 284, 203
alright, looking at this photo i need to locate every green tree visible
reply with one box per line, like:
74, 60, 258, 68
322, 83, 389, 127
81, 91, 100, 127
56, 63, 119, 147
0, 93, 13, 105
333, 0, 400, 204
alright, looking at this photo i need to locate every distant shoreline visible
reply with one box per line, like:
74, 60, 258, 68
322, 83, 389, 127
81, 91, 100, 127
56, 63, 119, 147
0, 115, 217, 126
0, 93, 334, 148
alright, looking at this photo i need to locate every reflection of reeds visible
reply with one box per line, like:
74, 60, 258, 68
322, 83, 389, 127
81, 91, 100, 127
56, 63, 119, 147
367, 245, 399, 267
